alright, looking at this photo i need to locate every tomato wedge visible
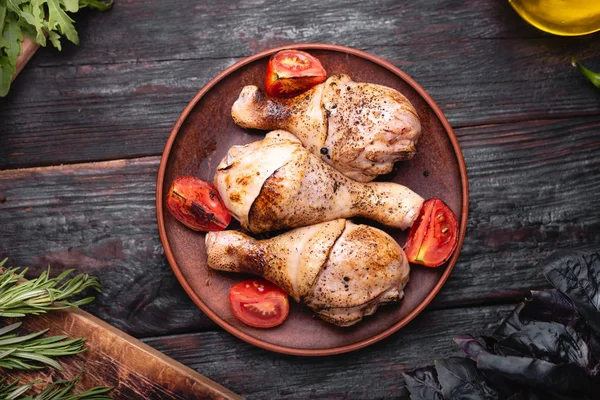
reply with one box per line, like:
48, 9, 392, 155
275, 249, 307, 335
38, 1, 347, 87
229, 279, 289, 328
404, 198, 459, 267
166, 176, 231, 232
265, 50, 327, 98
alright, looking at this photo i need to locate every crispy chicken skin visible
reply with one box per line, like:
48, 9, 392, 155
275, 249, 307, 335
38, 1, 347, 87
206, 219, 410, 327
231, 74, 422, 182
214, 130, 424, 234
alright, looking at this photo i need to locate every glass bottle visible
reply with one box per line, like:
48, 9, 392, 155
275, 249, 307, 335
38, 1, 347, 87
509, 0, 600, 36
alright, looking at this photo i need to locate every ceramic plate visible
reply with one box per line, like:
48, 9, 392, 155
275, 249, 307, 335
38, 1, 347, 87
156, 44, 468, 356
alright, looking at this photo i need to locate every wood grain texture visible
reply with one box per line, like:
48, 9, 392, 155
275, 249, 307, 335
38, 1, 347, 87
431, 115, 600, 308
0, 158, 213, 337
3, 308, 241, 399
142, 304, 516, 400
1, 116, 598, 336
1, 0, 599, 169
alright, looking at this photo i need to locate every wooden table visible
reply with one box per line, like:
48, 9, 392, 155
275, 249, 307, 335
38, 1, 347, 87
1, 1, 599, 398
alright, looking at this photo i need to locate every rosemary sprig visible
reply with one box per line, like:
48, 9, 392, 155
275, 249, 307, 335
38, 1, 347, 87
0, 322, 86, 370
0, 372, 113, 400
0, 259, 102, 317
0, 377, 38, 400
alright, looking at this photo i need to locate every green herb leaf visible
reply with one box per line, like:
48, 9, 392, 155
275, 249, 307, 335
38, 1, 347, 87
0, 372, 113, 399
0, 0, 112, 97
0, 264, 102, 317
0, 377, 39, 400
0, 321, 87, 370
79, 0, 113, 11
3, 15, 23, 63
45, 0, 79, 46
0, 5, 7, 34
19, 3, 46, 45
0, 56, 15, 96
572, 59, 600, 89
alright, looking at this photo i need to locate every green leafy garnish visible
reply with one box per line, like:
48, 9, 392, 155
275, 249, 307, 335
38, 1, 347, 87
0, 377, 38, 400
0, 259, 102, 317
0, 372, 113, 399
0, 321, 86, 370
0, 0, 113, 97
572, 59, 600, 89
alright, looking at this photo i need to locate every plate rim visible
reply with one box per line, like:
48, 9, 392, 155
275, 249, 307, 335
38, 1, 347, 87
156, 43, 469, 356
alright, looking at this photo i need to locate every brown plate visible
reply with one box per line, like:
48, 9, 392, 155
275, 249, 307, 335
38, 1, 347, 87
156, 44, 468, 356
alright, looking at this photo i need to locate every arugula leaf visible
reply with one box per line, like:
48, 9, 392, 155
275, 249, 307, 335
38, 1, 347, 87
19, 3, 46, 45
3, 14, 23, 63
79, 0, 112, 11
45, 0, 79, 46
0, 4, 7, 34
0, 14, 22, 97
0, 0, 112, 97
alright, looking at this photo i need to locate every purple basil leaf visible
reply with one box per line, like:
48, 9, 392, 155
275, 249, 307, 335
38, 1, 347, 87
476, 353, 599, 396
495, 321, 590, 368
494, 302, 526, 338
520, 290, 583, 329
455, 334, 489, 359
481, 336, 499, 352
402, 366, 444, 400
435, 357, 500, 400
506, 392, 540, 400
455, 334, 527, 398
543, 250, 600, 335
587, 332, 600, 363
507, 388, 587, 400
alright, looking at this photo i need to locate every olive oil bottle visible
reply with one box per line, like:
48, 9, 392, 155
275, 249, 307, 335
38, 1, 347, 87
509, 0, 600, 36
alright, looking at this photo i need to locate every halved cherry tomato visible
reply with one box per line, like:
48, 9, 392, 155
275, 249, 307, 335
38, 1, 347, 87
166, 176, 231, 232
229, 279, 289, 328
265, 50, 327, 98
404, 198, 459, 267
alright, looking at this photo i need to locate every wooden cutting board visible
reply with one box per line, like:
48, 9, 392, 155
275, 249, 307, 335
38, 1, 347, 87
3, 307, 241, 399
14, 38, 40, 81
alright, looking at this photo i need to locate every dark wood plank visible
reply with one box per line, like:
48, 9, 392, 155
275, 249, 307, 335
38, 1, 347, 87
1, 116, 598, 336
142, 304, 516, 400
432, 115, 600, 308
1, 0, 599, 169
4, 308, 241, 399
18, 0, 597, 66
0, 158, 214, 337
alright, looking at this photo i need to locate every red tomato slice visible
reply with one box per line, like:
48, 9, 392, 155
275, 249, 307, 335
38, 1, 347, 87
265, 50, 327, 98
166, 176, 231, 232
404, 198, 459, 267
229, 279, 289, 328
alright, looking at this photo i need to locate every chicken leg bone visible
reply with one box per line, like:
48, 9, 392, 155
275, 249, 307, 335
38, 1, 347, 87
214, 130, 424, 234
206, 219, 410, 327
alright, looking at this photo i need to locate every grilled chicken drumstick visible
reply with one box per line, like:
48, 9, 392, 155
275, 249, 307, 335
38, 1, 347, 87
206, 219, 410, 327
231, 74, 422, 182
214, 130, 424, 234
